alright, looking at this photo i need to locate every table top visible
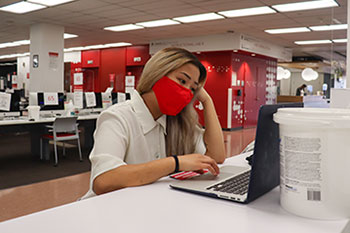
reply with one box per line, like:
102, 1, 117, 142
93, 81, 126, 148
0, 153, 348, 233
0, 114, 99, 126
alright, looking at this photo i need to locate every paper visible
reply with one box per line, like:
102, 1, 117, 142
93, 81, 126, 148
125, 86, 134, 93
125, 75, 135, 87
105, 87, 114, 93
0, 92, 11, 111
74, 73, 83, 85
117, 92, 126, 103
43, 92, 58, 105
85, 92, 96, 108
73, 91, 83, 109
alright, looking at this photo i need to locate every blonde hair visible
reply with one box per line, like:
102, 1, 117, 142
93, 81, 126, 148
137, 47, 207, 156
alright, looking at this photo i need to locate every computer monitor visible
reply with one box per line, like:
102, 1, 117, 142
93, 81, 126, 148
37, 92, 65, 110
95, 92, 102, 108
110, 92, 131, 105
29, 92, 38, 106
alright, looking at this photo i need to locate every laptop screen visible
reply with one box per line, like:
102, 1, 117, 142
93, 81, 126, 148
247, 103, 303, 202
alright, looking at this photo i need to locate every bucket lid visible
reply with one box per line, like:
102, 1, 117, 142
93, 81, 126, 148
274, 107, 350, 127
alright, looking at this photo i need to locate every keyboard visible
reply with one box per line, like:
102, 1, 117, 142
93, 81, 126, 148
206, 170, 250, 195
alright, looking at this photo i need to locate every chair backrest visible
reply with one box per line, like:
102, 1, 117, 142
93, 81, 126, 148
53, 117, 78, 133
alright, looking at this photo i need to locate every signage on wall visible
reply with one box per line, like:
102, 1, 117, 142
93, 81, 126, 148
125, 75, 135, 93
74, 73, 83, 85
133, 57, 141, 62
87, 60, 93, 64
33, 55, 39, 68
48, 52, 59, 70
150, 33, 292, 62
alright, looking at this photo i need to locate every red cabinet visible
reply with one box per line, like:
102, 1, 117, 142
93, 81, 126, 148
82, 50, 100, 68
126, 45, 150, 66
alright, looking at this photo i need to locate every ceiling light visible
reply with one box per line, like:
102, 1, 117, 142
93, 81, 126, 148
104, 24, 144, 32
0, 1, 46, 14
13, 40, 30, 45
64, 33, 78, 39
173, 13, 224, 23
0, 42, 18, 48
333, 39, 347, 43
295, 40, 332, 45
272, 0, 338, 12
309, 24, 347, 31
104, 42, 132, 47
28, 0, 74, 6
136, 19, 180, 27
265, 27, 311, 34
218, 6, 276, 18
302, 68, 318, 81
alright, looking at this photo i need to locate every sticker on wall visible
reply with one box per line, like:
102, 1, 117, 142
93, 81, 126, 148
73, 91, 83, 109
33, 55, 39, 68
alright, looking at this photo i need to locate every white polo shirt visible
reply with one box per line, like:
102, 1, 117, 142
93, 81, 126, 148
81, 90, 206, 199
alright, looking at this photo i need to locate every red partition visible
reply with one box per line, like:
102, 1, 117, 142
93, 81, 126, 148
99, 47, 126, 92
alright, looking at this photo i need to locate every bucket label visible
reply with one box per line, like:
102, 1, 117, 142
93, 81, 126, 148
280, 136, 322, 201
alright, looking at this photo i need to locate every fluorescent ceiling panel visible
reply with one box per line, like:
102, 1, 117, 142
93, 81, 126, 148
309, 24, 347, 31
173, 13, 224, 23
265, 27, 311, 34
295, 40, 332, 45
272, 0, 338, 12
104, 24, 144, 32
218, 6, 276, 17
28, 0, 75, 7
64, 33, 78, 39
13, 40, 30, 45
136, 19, 180, 27
104, 42, 132, 47
332, 39, 347, 43
0, 1, 46, 14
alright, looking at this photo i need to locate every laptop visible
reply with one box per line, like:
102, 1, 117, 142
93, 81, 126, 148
170, 102, 303, 204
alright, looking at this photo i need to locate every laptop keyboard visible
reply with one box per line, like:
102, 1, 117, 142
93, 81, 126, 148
206, 170, 250, 195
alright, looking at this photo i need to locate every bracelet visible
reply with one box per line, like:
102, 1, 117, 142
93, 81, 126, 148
172, 155, 179, 173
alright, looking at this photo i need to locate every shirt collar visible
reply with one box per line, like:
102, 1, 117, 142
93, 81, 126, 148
131, 90, 167, 135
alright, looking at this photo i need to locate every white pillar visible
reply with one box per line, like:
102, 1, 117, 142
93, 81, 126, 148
29, 23, 64, 92
347, 0, 350, 88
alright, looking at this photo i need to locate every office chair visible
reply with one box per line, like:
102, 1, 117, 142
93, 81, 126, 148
40, 116, 82, 166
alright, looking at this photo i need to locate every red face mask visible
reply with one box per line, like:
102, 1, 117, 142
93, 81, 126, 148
152, 76, 194, 116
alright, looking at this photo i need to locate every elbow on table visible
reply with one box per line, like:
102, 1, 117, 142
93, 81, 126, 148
93, 177, 107, 195
216, 156, 226, 164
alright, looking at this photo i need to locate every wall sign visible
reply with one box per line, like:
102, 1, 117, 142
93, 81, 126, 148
74, 73, 83, 85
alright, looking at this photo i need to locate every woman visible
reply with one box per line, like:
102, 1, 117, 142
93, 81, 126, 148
82, 47, 225, 199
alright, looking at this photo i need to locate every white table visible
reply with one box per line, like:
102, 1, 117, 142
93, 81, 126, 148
0, 153, 348, 233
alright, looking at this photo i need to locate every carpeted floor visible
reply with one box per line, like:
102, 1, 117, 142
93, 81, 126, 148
0, 132, 91, 190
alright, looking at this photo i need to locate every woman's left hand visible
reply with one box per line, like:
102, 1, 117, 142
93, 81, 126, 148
197, 88, 211, 104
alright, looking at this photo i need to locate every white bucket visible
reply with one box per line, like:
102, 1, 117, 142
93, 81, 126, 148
274, 107, 350, 220
27, 106, 40, 120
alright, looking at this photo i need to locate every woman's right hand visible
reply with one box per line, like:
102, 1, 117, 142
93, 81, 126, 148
178, 154, 220, 175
